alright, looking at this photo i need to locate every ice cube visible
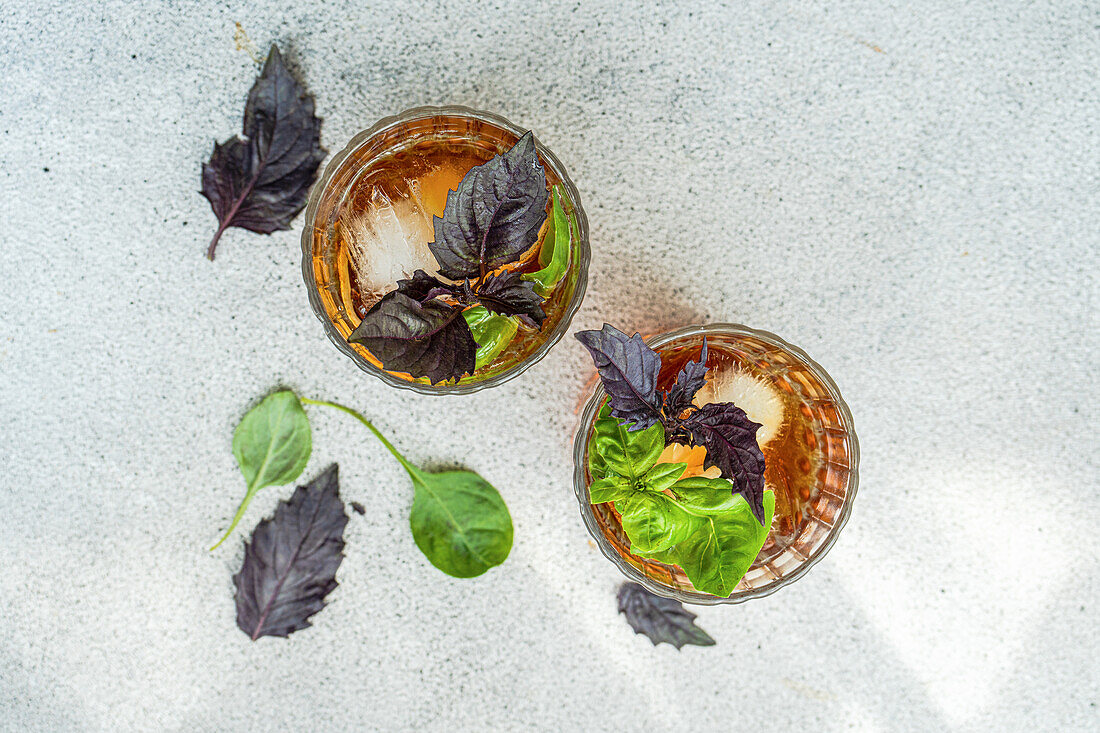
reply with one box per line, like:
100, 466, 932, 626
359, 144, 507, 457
693, 366, 786, 446
344, 184, 440, 300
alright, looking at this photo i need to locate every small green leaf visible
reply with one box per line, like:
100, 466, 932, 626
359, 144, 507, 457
591, 404, 664, 481
462, 305, 519, 370
619, 493, 695, 555
524, 185, 572, 296
641, 462, 687, 493
670, 476, 743, 512
589, 475, 633, 504
211, 390, 312, 550
588, 437, 609, 480
409, 470, 513, 578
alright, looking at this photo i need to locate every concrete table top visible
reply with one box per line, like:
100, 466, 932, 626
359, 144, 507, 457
1, 1, 1096, 730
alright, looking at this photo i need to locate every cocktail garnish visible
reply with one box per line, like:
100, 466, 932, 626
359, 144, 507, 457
674, 402, 768, 524
576, 324, 767, 521
575, 324, 663, 430
348, 133, 565, 383
348, 292, 477, 385
429, 131, 548, 279
587, 404, 773, 597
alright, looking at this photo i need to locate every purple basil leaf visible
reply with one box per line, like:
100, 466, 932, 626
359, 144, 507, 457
575, 324, 662, 430
663, 338, 708, 419
348, 292, 476, 385
429, 131, 548, 280
201, 45, 325, 260
617, 582, 715, 649
475, 270, 546, 328
680, 402, 767, 523
233, 464, 348, 640
395, 269, 458, 303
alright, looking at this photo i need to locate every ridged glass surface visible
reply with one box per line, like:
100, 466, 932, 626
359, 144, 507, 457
301, 106, 590, 394
572, 323, 859, 605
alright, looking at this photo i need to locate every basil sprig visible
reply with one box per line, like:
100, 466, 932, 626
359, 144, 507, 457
350, 132, 568, 384
589, 405, 774, 598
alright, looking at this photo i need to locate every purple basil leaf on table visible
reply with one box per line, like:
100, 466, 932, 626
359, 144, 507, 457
429, 131, 548, 280
348, 292, 477, 384
575, 324, 663, 430
679, 402, 767, 523
475, 270, 546, 328
200, 45, 325, 260
617, 582, 715, 649
662, 338, 708, 419
395, 269, 458, 303
233, 464, 348, 640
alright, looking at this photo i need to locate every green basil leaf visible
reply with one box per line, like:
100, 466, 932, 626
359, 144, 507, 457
670, 476, 743, 513
462, 305, 520, 370
589, 475, 633, 504
658, 491, 775, 598
409, 469, 514, 578
641, 462, 687, 493
590, 404, 665, 480
300, 397, 513, 580
524, 185, 571, 296
588, 434, 609, 480
211, 390, 312, 550
619, 493, 695, 555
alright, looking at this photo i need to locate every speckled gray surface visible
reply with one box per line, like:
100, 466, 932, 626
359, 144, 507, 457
1, 1, 1098, 731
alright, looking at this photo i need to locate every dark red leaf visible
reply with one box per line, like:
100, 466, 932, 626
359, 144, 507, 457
233, 464, 348, 640
475, 270, 546, 328
200, 45, 325, 260
429, 131, 548, 280
663, 338, 708, 418
394, 269, 457, 303
617, 582, 715, 649
348, 292, 476, 385
575, 324, 663, 430
680, 402, 767, 523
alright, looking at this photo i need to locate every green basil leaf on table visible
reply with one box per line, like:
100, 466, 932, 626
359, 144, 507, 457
301, 398, 513, 578
211, 390, 312, 550
408, 470, 514, 578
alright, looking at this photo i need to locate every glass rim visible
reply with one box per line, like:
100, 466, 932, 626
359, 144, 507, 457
571, 322, 861, 605
300, 105, 591, 395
